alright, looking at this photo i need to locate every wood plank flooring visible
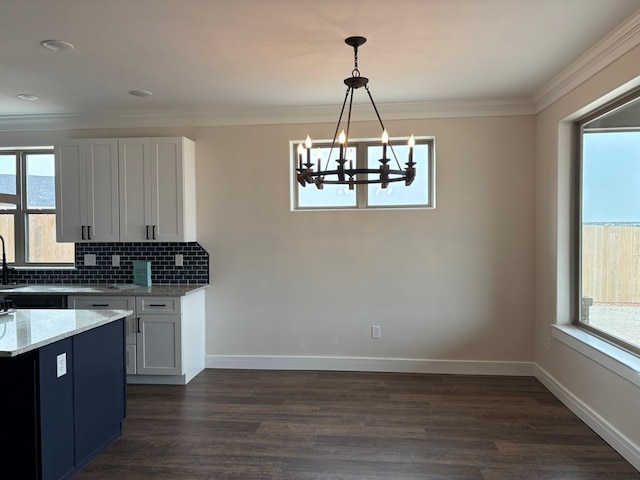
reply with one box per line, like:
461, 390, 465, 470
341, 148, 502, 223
74, 369, 640, 479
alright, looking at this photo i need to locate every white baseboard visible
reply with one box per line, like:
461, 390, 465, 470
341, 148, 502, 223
205, 355, 534, 376
534, 364, 640, 471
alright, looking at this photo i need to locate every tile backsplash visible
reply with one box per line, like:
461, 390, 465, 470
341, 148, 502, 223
10, 242, 209, 285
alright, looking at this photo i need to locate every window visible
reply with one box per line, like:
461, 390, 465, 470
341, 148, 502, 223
0, 148, 74, 266
574, 90, 640, 354
292, 137, 434, 210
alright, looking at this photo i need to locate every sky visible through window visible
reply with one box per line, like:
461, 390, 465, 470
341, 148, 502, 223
583, 131, 640, 223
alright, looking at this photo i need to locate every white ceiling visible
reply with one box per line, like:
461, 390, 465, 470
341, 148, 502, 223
2, 0, 640, 130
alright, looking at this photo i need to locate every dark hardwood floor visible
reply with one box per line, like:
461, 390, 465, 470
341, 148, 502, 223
74, 369, 639, 479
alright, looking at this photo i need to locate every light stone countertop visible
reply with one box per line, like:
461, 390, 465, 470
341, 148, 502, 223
0, 283, 208, 297
0, 309, 132, 357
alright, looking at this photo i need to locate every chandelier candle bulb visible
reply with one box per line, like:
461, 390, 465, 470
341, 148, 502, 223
339, 130, 346, 159
381, 129, 389, 159
305, 135, 312, 164
297, 143, 304, 169
408, 135, 415, 162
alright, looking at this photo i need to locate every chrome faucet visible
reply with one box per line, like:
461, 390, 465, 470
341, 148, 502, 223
0, 235, 9, 285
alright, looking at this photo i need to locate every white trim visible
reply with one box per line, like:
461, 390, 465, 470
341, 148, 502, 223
551, 325, 640, 388
0, 98, 534, 133
534, 9, 640, 112
127, 374, 188, 385
534, 364, 640, 471
205, 355, 533, 376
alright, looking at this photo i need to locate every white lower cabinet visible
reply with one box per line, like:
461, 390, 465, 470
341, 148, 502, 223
68, 290, 205, 384
68, 296, 137, 374
136, 299, 182, 376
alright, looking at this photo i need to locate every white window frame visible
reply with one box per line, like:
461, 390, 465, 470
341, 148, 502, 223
572, 87, 640, 356
291, 136, 435, 211
0, 147, 74, 267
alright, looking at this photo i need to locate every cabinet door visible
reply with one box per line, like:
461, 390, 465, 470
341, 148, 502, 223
56, 141, 86, 242
74, 319, 126, 467
126, 344, 137, 375
84, 139, 119, 242
136, 314, 182, 375
55, 139, 119, 242
150, 138, 184, 242
39, 338, 75, 480
119, 138, 153, 242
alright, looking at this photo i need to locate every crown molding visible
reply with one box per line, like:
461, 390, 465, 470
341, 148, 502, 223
0, 98, 535, 133
533, 8, 640, 113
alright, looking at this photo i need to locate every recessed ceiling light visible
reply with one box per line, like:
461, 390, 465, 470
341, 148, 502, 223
129, 90, 153, 97
41, 39, 74, 51
17, 94, 40, 101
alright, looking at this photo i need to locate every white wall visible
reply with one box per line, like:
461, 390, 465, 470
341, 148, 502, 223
534, 43, 640, 467
0, 115, 536, 372
197, 116, 535, 369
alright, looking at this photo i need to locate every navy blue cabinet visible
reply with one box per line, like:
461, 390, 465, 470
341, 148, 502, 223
0, 318, 126, 480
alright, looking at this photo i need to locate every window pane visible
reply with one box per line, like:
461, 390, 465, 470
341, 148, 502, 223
26, 153, 56, 209
581, 129, 640, 350
27, 213, 74, 263
367, 143, 429, 207
0, 154, 17, 195
0, 213, 15, 263
297, 146, 357, 208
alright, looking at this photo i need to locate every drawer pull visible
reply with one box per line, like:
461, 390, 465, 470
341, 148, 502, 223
149, 303, 166, 307
92, 303, 109, 307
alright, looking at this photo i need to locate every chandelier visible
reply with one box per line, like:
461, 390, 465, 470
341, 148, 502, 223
296, 36, 416, 190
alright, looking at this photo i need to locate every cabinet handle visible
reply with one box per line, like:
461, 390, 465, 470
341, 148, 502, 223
152, 225, 157, 239
88, 225, 92, 240
137, 317, 141, 333
81, 225, 86, 240
145, 225, 150, 240
149, 303, 166, 307
92, 303, 109, 307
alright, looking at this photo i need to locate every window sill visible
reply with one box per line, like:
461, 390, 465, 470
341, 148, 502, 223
552, 325, 640, 388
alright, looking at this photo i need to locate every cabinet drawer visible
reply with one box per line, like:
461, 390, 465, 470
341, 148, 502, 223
136, 296, 180, 315
69, 296, 135, 313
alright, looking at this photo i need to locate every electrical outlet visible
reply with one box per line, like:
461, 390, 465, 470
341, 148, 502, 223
112, 255, 120, 267
371, 325, 381, 339
84, 254, 96, 266
175, 254, 184, 266
57, 353, 67, 378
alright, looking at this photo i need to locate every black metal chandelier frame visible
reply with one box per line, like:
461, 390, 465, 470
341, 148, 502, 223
296, 36, 416, 190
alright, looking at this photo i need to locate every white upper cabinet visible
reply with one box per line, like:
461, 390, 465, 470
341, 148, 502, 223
56, 137, 196, 243
119, 137, 196, 242
56, 139, 120, 242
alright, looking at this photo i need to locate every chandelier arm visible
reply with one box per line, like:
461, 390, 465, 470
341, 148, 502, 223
325, 86, 352, 171
366, 85, 403, 170
345, 86, 356, 151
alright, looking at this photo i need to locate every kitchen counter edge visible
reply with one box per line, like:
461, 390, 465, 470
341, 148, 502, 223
0, 309, 133, 357
0, 284, 208, 297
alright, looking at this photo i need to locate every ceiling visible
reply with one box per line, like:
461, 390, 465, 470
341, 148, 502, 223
2, 0, 640, 130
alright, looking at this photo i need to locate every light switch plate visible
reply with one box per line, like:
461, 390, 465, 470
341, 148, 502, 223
175, 254, 184, 267
84, 254, 96, 266
112, 255, 120, 267
57, 353, 67, 378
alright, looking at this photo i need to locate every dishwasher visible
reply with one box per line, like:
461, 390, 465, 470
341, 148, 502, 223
2, 294, 67, 309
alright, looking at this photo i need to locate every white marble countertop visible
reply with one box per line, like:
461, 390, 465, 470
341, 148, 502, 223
0, 309, 132, 357
0, 283, 207, 297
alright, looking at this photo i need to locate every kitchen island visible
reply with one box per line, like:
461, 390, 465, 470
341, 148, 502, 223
0, 308, 131, 480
